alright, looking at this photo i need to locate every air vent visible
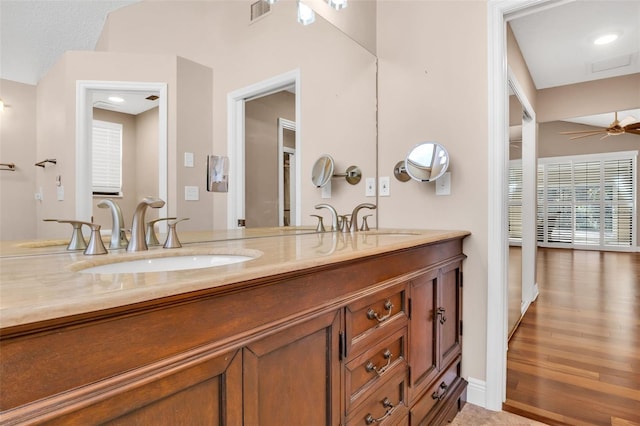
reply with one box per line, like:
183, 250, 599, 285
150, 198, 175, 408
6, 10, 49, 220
146, 95, 159, 101
591, 54, 632, 73
250, 0, 271, 22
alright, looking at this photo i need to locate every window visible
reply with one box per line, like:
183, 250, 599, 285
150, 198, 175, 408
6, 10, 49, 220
92, 120, 122, 196
509, 151, 637, 250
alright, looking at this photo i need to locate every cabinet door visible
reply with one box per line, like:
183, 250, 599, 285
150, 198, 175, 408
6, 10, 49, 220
407, 268, 439, 402
436, 261, 462, 370
33, 349, 243, 425
243, 309, 342, 426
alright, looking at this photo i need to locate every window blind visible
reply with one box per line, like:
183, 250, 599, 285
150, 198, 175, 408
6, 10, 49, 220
92, 120, 123, 195
510, 151, 637, 250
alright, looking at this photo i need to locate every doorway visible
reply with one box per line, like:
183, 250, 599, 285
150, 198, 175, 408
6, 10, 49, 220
227, 69, 301, 229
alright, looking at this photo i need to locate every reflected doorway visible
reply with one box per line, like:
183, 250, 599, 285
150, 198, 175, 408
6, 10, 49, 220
244, 91, 296, 228
227, 69, 301, 229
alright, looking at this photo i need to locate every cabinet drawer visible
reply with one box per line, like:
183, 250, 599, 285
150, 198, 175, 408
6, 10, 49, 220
345, 325, 408, 414
346, 283, 408, 355
347, 369, 409, 426
409, 355, 461, 424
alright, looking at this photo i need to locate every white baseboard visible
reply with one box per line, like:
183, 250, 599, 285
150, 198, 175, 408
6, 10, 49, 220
466, 377, 489, 409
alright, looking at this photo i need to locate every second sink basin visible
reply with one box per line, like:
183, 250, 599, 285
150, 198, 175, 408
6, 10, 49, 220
79, 254, 254, 274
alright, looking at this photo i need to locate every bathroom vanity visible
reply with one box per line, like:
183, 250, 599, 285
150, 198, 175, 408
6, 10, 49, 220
0, 229, 469, 425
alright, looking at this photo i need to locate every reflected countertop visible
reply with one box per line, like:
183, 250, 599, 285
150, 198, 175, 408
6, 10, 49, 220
0, 228, 470, 329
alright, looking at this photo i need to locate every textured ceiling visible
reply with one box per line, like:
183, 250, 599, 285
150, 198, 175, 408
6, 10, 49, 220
0, 0, 139, 85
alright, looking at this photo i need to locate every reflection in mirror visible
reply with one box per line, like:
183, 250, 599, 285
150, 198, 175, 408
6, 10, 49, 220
507, 83, 524, 340
311, 155, 335, 187
394, 142, 449, 182
0, 0, 377, 247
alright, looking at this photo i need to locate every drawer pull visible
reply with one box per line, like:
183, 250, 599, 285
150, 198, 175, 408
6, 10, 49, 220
367, 300, 394, 323
431, 381, 449, 401
364, 397, 396, 424
436, 307, 447, 325
365, 349, 393, 376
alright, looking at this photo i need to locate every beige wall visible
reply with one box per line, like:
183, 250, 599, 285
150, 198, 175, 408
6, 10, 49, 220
377, 0, 489, 385
175, 57, 213, 232
538, 73, 640, 123
0, 79, 38, 240
245, 91, 295, 228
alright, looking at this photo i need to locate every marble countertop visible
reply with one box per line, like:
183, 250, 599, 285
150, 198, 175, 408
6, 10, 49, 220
0, 228, 469, 329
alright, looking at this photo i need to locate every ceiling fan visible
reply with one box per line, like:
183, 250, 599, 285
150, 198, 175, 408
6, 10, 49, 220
560, 112, 640, 140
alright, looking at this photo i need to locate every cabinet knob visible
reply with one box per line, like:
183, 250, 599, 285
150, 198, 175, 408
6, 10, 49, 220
436, 307, 447, 324
431, 381, 449, 401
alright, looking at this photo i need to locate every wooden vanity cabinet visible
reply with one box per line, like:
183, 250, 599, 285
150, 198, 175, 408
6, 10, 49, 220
0, 237, 467, 425
408, 259, 466, 425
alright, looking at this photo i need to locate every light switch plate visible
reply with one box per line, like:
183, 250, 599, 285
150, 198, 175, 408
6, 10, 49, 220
184, 152, 194, 168
365, 177, 376, 197
57, 186, 64, 201
379, 176, 390, 197
185, 185, 199, 201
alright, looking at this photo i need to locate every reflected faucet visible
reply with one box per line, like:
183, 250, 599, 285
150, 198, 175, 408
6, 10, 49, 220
97, 199, 128, 249
350, 203, 376, 232
127, 197, 166, 252
315, 203, 339, 231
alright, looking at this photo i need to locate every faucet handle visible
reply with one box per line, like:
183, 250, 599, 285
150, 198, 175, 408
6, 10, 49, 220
83, 222, 108, 255
44, 219, 88, 251
339, 215, 351, 233
360, 214, 372, 231
146, 217, 177, 246
164, 218, 190, 249
310, 214, 326, 232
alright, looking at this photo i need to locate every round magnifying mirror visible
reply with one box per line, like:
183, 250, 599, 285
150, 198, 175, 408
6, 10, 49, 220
311, 155, 335, 187
405, 142, 449, 182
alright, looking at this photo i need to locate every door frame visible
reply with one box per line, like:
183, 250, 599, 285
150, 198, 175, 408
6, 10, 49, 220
486, 0, 559, 411
278, 118, 297, 226
227, 69, 301, 229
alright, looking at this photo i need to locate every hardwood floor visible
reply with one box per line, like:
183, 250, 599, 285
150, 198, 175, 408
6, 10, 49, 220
504, 248, 640, 426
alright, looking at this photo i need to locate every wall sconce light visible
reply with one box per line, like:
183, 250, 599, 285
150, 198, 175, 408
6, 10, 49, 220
297, 1, 315, 25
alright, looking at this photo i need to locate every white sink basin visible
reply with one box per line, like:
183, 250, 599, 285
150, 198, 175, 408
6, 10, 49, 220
79, 254, 254, 274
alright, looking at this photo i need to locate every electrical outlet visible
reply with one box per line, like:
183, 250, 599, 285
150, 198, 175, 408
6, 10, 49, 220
379, 176, 390, 196
365, 177, 376, 197
436, 172, 451, 196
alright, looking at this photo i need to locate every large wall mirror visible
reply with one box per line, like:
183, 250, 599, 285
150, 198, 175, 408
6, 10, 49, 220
0, 0, 377, 244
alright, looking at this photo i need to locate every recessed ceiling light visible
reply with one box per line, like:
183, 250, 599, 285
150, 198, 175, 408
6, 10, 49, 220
594, 33, 619, 45
108, 96, 125, 103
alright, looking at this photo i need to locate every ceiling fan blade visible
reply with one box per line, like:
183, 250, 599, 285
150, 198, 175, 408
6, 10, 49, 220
625, 128, 640, 135
568, 132, 609, 140
624, 122, 640, 130
619, 116, 637, 127
560, 129, 607, 135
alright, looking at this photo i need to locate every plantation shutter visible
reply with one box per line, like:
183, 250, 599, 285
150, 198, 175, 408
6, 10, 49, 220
510, 151, 636, 250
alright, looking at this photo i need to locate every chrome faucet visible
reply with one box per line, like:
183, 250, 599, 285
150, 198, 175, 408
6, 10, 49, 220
350, 203, 376, 232
315, 203, 339, 231
97, 199, 128, 249
127, 197, 166, 252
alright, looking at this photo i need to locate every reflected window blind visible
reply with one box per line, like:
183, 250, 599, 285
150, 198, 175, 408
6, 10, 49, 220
508, 164, 523, 240
510, 151, 636, 249
92, 120, 122, 195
